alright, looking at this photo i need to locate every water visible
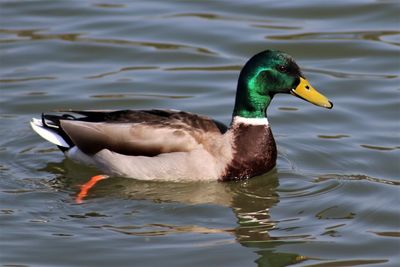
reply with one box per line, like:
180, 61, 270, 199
1, 0, 399, 266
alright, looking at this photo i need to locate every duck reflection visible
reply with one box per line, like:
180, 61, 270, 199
44, 159, 306, 266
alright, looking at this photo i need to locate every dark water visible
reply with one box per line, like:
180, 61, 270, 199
1, 0, 399, 266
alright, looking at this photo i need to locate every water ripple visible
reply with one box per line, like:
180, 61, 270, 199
304, 67, 397, 79
165, 12, 275, 24
0, 28, 217, 55
0, 76, 56, 83
315, 206, 356, 220
268, 30, 400, 46
93, 3, 126, 9
165, 65, 241, 71
0, 28, 80, 41
93, 223, 233, 237
86, 66, 159, 79
369, 231, 400, 238
315, 174, 400, 186
278, 179, 342, 199
251, 24, 301, 30
85, 65, 240, 80
90, 93, 191, 100
304, 259, 388, 267
317, 134, 350, 139
360, 144, 400, 151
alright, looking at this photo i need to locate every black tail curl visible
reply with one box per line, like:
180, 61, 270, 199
41, 113, 76, 150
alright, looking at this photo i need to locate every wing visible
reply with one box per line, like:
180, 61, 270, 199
45, 109, 228, 156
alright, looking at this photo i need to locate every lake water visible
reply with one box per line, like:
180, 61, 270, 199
1, 0, 399, 266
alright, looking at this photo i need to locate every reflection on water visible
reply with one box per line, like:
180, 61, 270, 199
49, 160, 308, 266
47, 159, 400, 266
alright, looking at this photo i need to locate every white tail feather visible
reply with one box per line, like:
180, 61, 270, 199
30, 118, 70, 148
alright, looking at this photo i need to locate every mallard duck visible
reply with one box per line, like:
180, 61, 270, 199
31, 50, 332, 182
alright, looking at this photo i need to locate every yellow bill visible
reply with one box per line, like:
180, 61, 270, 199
291, 77, 333, 109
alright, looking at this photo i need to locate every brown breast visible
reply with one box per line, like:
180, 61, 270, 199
221, 123, 277, 181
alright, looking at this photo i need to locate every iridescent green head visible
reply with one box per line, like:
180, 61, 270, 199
233, 50, 332, 118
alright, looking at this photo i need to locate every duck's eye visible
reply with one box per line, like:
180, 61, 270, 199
278, 65, 287, 73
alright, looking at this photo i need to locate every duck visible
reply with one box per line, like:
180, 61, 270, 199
31, 49, 332, 182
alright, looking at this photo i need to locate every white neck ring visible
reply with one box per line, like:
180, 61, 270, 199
232, 116, 269, 126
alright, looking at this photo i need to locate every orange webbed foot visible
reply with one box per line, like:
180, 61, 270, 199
75, 174, 109, 204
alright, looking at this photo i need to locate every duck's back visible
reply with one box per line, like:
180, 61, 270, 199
40, 109, 227, 156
